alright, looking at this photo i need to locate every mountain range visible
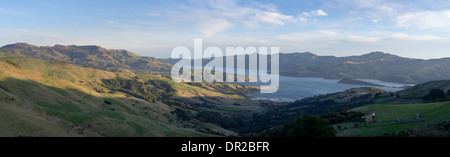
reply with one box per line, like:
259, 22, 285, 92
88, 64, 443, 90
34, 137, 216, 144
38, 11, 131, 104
3, 43, 450, 84
159, 51, 450, 84
277, 52, 450, 84
0, 43, 171, 74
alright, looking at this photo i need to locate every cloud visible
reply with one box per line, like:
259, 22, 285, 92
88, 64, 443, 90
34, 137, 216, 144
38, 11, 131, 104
300, 9, 328, 17
396, 10, 450, 29
390, 33, 442, 41
198, 18, 233, 37
250, 12, 294, 26
147, 1, 328, 36
309, 9, 328, 16
348, 35, 381, 42
295, 9, 328, 23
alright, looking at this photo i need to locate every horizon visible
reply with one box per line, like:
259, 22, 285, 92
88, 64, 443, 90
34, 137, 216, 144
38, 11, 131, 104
1, 0, 450, 59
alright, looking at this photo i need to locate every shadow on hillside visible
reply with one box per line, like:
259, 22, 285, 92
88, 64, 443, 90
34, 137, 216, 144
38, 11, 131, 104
0, 77, 269, 136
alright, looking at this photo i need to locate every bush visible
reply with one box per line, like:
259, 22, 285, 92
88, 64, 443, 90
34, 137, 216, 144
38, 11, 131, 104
396, 130, 411, 137
423, 89, 446, 102
429, 89, 446, 99
282, 116, 336, 137
174, 108, 191, 121
104, 100, 112, 105
6, 60, 20, 68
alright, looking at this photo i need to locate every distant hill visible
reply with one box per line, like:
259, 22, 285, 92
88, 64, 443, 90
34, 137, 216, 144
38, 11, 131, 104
372, 79, 450, 104
338, 78, 384, 87
0, 43, 171, 74
159, 51, 450, 84
278, 52, 450, 84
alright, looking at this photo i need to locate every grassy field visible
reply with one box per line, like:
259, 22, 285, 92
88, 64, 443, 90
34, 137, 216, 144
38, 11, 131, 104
336, 101, 450, 136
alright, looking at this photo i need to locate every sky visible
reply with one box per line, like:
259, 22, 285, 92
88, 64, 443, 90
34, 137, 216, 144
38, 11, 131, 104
1, 0, 450, 59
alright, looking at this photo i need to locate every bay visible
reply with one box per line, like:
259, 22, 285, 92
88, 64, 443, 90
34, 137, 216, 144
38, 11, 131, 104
230, 76, 413, 102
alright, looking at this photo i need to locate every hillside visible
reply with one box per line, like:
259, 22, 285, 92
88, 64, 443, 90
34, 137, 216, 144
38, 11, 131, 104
0, 43, 171, 74
371, 79, 450, 104
0, 54, 261, 137
338, 101, 450, 137
241, 87, 387, 133
331, 79, 450, 137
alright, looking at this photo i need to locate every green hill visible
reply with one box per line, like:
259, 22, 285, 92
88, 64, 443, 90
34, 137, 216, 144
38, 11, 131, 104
0, 54, 260, 137
337, 101, 450, 137
334, 80, 450, 137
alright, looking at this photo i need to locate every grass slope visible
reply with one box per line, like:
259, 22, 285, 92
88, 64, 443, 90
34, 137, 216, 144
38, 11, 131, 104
336, 101, 450, 136
0, 54, 253, 137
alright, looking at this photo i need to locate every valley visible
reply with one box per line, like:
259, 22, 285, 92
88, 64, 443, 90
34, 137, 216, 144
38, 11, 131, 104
2, 43, 450, 137
0, 53, 268, 137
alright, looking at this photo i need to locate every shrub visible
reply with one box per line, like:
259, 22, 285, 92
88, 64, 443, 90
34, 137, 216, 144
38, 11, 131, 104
396, 130, 411, 137
104, 100, 112, 105
6, 60, 20, 68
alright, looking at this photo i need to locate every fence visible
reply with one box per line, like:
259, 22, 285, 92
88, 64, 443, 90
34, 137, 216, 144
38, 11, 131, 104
367, 113, 425, 125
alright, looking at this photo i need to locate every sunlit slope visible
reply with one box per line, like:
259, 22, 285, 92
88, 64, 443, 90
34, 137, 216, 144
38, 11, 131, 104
0, 55, 211, 136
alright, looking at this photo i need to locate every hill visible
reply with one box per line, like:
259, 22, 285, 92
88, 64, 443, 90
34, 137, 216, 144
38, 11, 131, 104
241, 87, 386, 133
278, 52, 450, 84
371, 79, 450, 104
338, 101, 450, 137
0, 54, 261, 137
330, 79, 450, 137
0, 43, 171, 74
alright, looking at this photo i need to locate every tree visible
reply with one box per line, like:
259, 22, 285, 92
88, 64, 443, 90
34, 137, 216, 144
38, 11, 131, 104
174, 108, 191, 121
423, 89, 446, 102
447, 90, 450, 96
284, 115, 336, 137
429, 89, 446, 99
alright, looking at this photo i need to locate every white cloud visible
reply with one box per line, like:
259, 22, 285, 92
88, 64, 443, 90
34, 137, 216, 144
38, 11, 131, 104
149, 1, 329, 36
310, 9, 328, 16
300, 9, 328, 17
396, 10, 450, 29
198, 18, 233, 37
295, 9, 328, 23
390, 33, 442, 41
251, 12, 294, 26
276, 30, 383, 44
348, 35, 381, 42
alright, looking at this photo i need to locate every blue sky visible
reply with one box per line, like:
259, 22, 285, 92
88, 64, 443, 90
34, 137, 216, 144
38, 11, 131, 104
1, 0, 450, 59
